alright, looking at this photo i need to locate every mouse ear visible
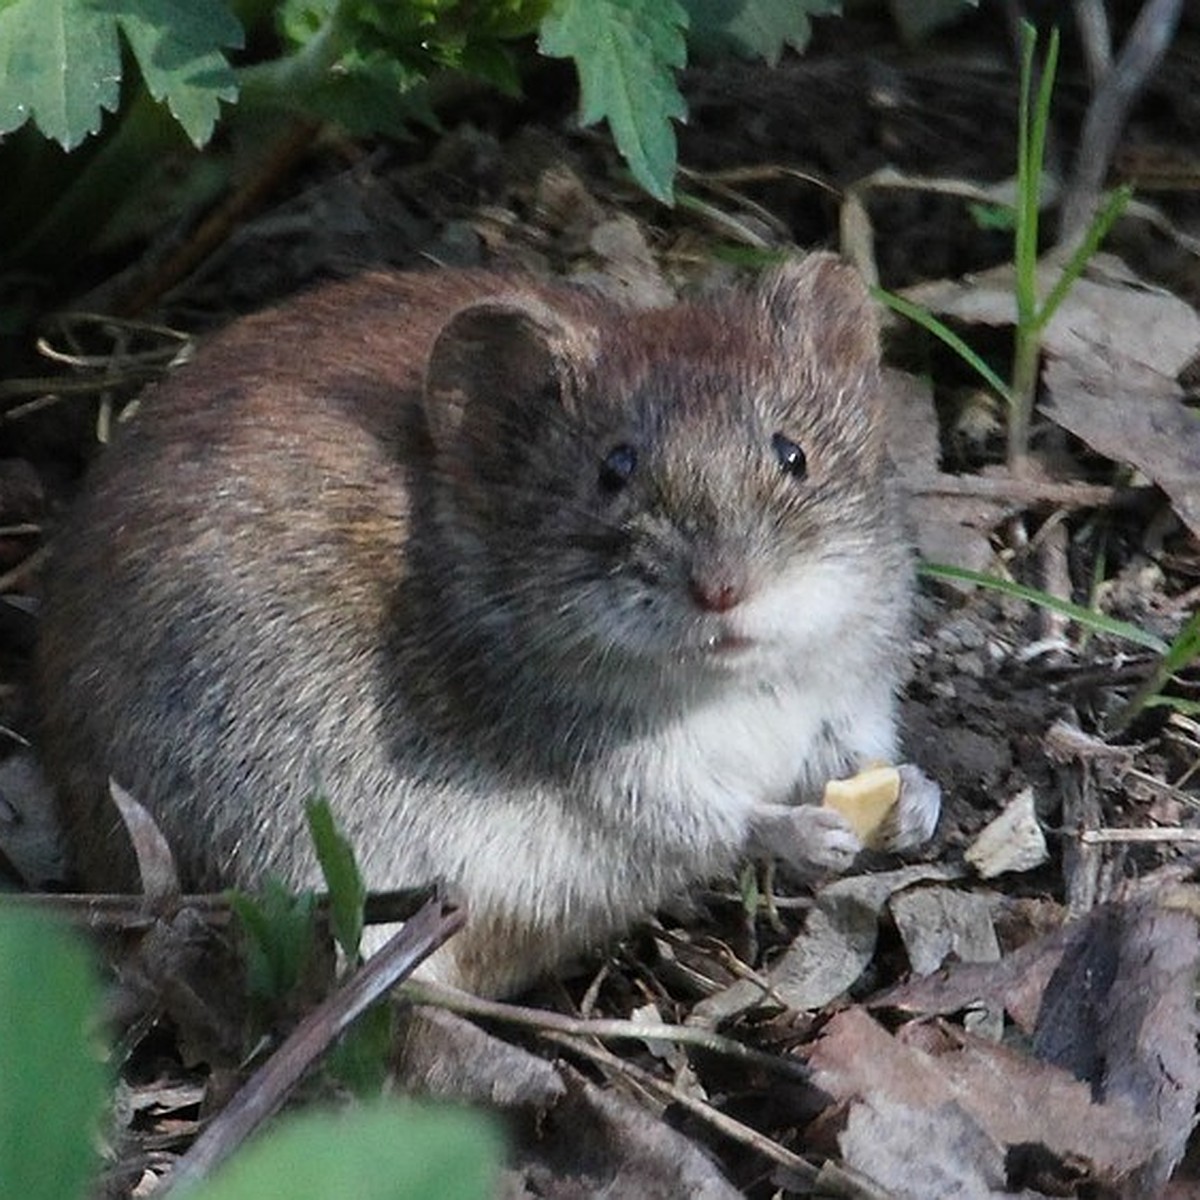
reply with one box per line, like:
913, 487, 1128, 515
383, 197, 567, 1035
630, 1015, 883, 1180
424, 295, 597, 451
758, 253, 879, 370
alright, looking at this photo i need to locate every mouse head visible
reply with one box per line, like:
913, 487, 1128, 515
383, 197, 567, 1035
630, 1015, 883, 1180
422, 256, 905, 693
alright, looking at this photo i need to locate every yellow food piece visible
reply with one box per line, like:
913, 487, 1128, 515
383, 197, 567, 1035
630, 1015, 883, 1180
822, 765, 901, 846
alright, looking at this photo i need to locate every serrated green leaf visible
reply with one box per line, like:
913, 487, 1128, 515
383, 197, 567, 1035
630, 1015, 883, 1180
683, 0, 839, 64
0, 0, 122, 149
0, 909, 107, 1200
190, 1102, 501, 1200
540, 0, 688, 204
95, 0, 243, 147
306, 793, 366, 961
0, 0, 240, 149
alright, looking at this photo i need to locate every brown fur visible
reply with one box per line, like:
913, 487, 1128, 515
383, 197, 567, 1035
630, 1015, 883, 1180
36, 257, 912, 994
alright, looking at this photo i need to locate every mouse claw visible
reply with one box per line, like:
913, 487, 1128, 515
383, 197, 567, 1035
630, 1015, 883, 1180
748, 803, 862, 876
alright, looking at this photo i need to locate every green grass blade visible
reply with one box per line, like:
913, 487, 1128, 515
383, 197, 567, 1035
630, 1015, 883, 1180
875, 288, 1012, 401
1034, 184, 1133, 331
918, 561, 1169, 653
1014, 21, 1040, 328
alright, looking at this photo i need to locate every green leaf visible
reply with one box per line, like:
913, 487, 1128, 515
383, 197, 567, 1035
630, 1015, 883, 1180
0, 0, 241, 149
0, 0, 122, 149
1110, 605, 1200, 730
306, 793, 367, 961
189, 1101, 501, 1200
1033, 183, 1132, 333
682, 0, 839, 64
229, 878, 318, 1002
96, 0, 243, 147
0, 909, 107, 1200
540, 0, 688, 204
327, 1002, 393, 1097
293, 50, 437, 138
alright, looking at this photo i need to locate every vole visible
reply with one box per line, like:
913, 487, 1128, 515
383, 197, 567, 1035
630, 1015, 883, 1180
35, 255, 936, 995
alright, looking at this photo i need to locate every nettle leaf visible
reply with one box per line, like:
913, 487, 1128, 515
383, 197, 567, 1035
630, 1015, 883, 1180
683, 0, 840, 64
0, 0, 122, 149
98, 0, 243, 147
0, 0, 241, 149
540, 0, 688, 205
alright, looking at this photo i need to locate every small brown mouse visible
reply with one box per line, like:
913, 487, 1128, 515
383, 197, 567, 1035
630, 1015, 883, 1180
36, 255, 936, 994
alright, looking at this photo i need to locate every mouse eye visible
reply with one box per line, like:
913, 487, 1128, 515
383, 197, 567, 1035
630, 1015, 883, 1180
598, 444, 638, 493
772, 433, 807, 481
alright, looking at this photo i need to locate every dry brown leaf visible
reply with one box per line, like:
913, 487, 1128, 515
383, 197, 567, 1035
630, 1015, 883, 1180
902, 253, 1200, 376
883, 369, 1005, 570
398, 1007, 743, 1200
1034, 898, 1200, 1193
1042, 352, 1200, 538
900, 254, 1200, 537
871, 922, 1070, 1035
689, 864, 962, 1027
805, 1007, 1158, 1191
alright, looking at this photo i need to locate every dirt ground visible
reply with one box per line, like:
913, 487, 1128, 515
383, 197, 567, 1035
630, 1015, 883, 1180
1, 7, 1199, 1198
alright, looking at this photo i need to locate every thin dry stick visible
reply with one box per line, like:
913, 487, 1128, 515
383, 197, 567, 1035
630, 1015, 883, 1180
1081, 827, 1200, 846
538, 1028, 820, 1185
911, 472, 1118, 510
1, 885, 437, 933
0, 545, 48, 595
401, 978, 810, 1082
1072, 0, 1113, 86
1059, 0, 1184, 244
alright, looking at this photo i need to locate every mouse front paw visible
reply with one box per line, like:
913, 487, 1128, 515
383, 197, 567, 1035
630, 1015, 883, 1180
747, 803, 862, 876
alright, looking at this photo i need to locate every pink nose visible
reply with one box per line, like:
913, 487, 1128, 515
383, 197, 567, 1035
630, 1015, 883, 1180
689, 578, 744, 612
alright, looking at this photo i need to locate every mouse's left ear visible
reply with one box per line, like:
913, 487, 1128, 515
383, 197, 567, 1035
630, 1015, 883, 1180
424, 295, 598, 452
758, 253, 880, 370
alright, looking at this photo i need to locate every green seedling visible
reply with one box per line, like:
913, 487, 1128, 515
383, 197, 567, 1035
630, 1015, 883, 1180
1109, 606, 1200, 730
229, 877, 319, 1006
877, 22, 1132, 471
877, 26, 1190, 725
303, 792, 391, 1094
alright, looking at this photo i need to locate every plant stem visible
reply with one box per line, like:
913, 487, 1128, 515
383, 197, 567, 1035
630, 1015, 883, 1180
1009, 22, 1059, 473
1008, 319, 1041, 472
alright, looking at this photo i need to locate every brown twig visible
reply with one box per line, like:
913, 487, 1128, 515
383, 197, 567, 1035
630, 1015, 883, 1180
401, 977, 811, 1082
114, 118, 321, 318
0, 886, 439, 933
538, 1029, 821, 1185
910, 471, 1121, 510
1059, 0, 1184, 245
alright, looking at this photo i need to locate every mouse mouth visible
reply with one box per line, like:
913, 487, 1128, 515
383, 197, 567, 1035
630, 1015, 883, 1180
705, 632, 753, 653
698, 628, 757, 659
